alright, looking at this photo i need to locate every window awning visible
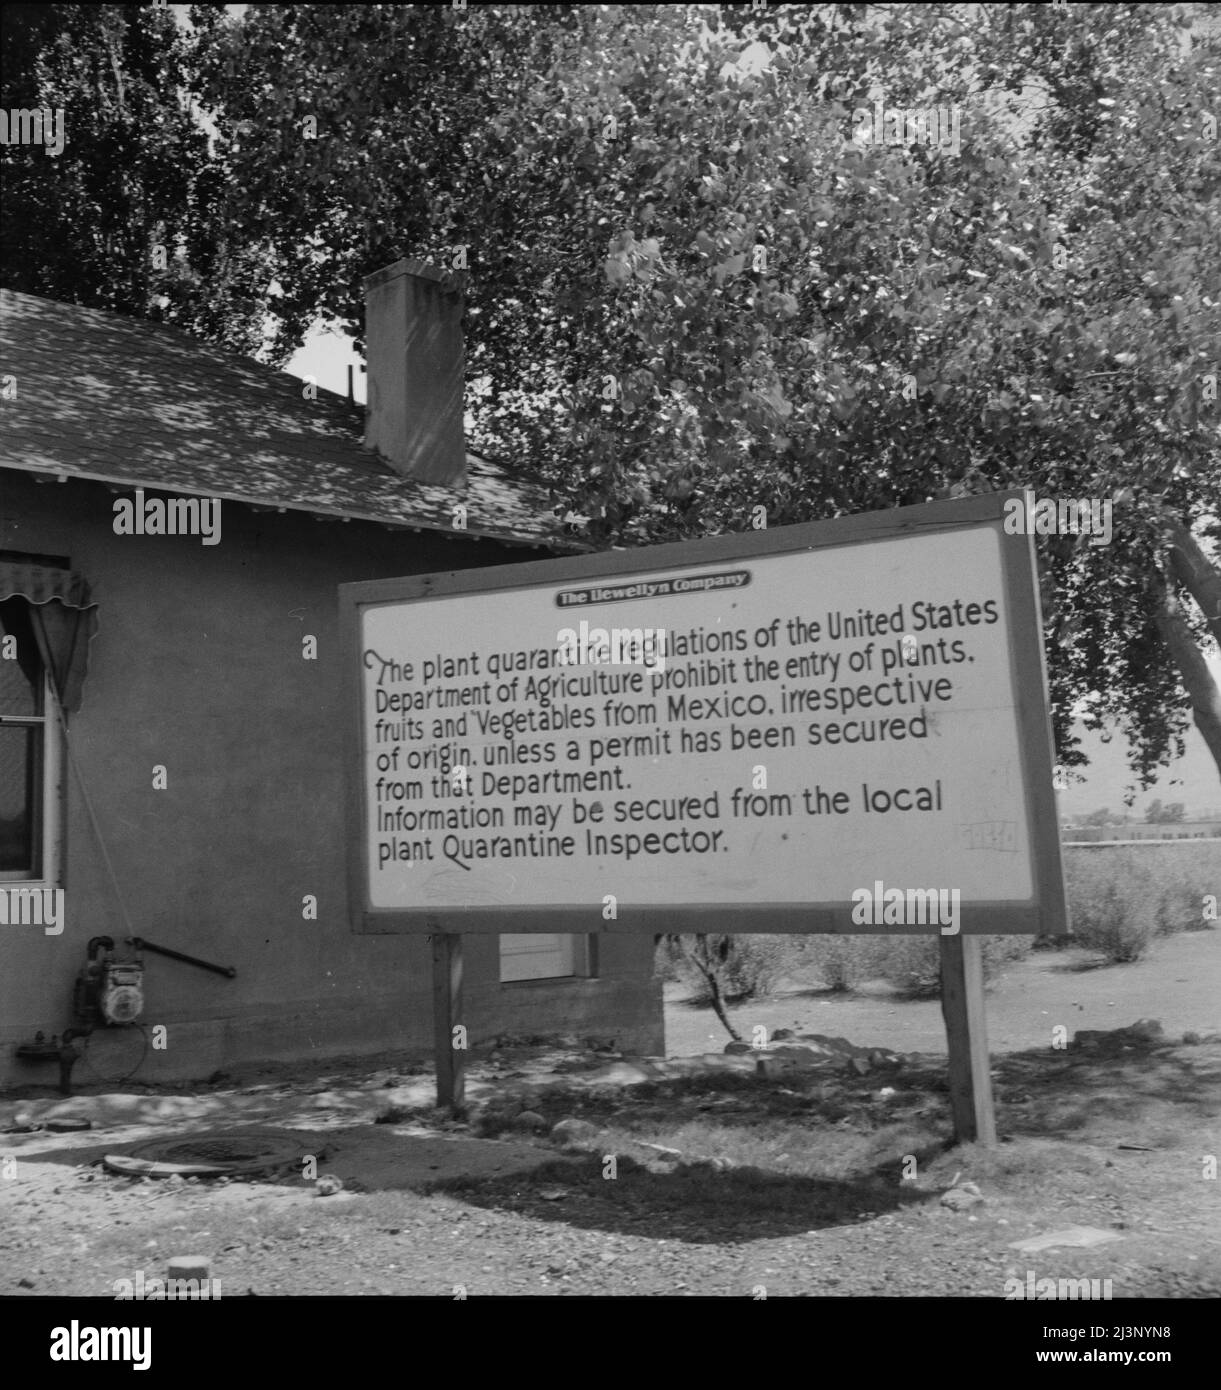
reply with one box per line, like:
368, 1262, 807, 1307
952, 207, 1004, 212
0, 561, 99, 712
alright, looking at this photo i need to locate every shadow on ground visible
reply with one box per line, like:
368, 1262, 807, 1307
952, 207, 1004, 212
994, 1041, 1221, 1141
1048, 958, 1119, 974
429, 1152, 939, 1244
418, 1040, 1221, 1242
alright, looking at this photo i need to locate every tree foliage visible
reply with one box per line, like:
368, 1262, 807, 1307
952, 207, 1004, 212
4, 2, 1218, 793
0, 3, 244, 338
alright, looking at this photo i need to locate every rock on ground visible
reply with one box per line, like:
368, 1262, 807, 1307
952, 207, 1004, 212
550, 1118, 599, 1150
940, 1182, 985, 1212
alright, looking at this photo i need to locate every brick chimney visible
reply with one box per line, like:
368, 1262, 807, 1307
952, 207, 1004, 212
362, 257, 466, 488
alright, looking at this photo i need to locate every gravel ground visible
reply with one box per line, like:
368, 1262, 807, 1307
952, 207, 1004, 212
3, 1044, 1218, 1298
3, 934, 1218, 1299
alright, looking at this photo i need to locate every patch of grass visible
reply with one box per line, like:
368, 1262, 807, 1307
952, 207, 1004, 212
473, 1068, 955, 1190
925, 1136, 1111, 1188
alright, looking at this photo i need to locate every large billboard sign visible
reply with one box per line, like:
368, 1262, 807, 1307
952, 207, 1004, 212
340, 491, 1066, 936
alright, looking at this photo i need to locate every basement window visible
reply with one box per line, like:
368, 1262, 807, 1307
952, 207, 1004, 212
499, 934, 591, 982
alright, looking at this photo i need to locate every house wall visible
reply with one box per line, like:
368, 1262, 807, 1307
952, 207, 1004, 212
0, 471, 664, 1088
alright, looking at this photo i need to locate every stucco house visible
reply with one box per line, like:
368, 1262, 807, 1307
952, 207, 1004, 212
0, 261, 664, 1091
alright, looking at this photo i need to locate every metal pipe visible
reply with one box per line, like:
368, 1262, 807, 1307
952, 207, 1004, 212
126, 937, 237, 979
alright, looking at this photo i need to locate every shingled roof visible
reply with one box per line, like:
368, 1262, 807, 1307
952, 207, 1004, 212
0, 289, 586, 552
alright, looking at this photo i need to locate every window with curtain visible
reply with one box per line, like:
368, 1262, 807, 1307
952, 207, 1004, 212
0, 595, 49, 879
0, 549, 93, 886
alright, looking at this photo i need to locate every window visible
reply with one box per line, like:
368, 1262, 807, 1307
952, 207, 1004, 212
0, 597, 61, 881
499, 934, 591, 982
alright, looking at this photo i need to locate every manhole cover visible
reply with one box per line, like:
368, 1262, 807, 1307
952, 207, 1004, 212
103, 1129, 324, 1179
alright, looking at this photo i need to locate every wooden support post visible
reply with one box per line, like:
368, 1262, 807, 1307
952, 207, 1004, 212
431, 932, 465, 1116
939, 933, 997, 1147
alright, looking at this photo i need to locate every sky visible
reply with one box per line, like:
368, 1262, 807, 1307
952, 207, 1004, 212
288, 324, 366, 405
1056, 720, 1219, 822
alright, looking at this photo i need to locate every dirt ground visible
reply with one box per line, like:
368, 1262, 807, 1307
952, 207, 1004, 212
2, 934, 1218, 1297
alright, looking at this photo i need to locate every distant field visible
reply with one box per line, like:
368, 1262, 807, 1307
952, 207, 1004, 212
1062, 838, 1221, 854
664, 916, 1220, 1059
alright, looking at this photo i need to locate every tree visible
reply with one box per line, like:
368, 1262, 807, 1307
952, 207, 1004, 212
188, 2, 586, 400
7, 3, 1219, 797
192, 2, 1219, 795
526, 2, 1221, 794
664, 935, 743, 1042
1083, 807, 1116, 827
0, 3, 253, 344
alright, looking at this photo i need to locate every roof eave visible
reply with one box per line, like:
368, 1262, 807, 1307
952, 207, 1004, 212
1, 460, 594, 554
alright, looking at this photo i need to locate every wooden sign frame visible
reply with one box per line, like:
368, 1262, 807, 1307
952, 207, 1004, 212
339, 490, 1067, 940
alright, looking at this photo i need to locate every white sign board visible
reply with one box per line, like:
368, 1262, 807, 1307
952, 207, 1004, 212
341, 493, 1066, 934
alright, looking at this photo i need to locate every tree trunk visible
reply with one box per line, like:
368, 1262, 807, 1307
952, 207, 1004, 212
1162, 512, 1221, 651
665, 934, 743, 1042
700, 963, 742, 1042
1154, 579, 1221, 785
689, 937, 743, 1042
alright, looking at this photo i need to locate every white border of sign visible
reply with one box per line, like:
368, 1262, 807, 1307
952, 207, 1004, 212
339, 490, 1067, 937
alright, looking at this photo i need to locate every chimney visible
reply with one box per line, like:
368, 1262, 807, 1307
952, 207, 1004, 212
362, 257, 467, 488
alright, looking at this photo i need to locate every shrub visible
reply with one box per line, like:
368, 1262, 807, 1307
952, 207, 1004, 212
1063, 851, 1158, 963
1138, 848, 1217, 935
664, 934, 798, 1004
653, 935, 684, 982
875, 934, 1031, 998
801, 935, 885, 991
723, 935, 797, 1000
1154, 881, 1209, 936
879, 937, 943, 997
985, 934, 1034, 977
1063, 843, 1217, 945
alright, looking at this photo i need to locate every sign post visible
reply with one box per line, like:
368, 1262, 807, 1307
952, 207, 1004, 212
940, 934, 997, 1145
430, 930, 465, 1115
341, 491, 1066, 1143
